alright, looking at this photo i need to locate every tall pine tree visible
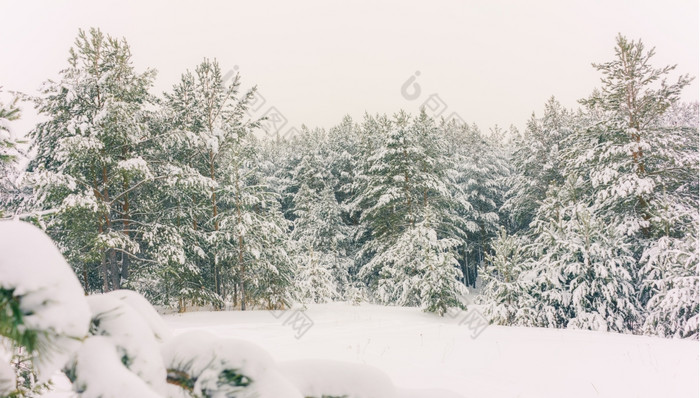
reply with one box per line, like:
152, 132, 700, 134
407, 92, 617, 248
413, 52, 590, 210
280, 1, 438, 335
28, 28, 156, 292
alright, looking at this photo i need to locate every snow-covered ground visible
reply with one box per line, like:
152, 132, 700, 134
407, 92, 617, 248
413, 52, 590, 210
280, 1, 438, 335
46, 302, 698, 397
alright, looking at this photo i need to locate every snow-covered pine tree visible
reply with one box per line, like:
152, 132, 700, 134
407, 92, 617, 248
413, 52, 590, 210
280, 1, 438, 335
267, 131, 305, 223
354, 112, 416, 282
295, 245, 339, 304
219, 137, 296, 310
638, 101, 699, 339
264, 125, 330, 226
416, 209, 466, 315
526, 177, 640, 332
640, 232, 699, 338
503, 97, 575, 232
290, 127, 336, 192
28, 28, 157, 293
355, 112, 419, 282
355, 111, 465, 312
157, 58, 278, 309
292, 183, 351, 300
359, 207, 464, 314
0, 88, 24, 218
158, 61, 295, 310
177, 58, 252, 305
258, 135, 293, 203
444, 122, 510, 287
344, 114, 390, 281
440, 121, 477, 288
284, 126, 347, 248
639, 199, 699, 338
564, 35, 698, 335
327, 115, 360, 212
325, 117, 367, 288
411, 110, 451, 212
569, 34, 695, 241
138, 115, 218, 309
480, 227, 536, 326
0, 87, 20, 166
656, 101, 699, 130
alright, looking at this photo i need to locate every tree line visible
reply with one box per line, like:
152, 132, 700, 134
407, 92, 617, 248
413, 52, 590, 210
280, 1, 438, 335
0, 29, 697, 338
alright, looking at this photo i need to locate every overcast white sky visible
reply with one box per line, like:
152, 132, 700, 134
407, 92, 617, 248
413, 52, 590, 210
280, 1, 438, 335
1, 0, 698, 137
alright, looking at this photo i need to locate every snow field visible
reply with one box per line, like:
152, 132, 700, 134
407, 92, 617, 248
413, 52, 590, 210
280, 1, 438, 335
165, 303, 699, 398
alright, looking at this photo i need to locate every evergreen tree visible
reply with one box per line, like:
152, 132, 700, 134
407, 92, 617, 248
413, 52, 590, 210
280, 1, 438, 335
359, 207, 465, 313
327, 115, 361, 210
444, 122, 510, 287
292, 183, 352, 297
356, 112, 448, 258
345, 113, 389, 278
416, 210, 467, 315
480, 227, 536, 325
355, 112, 465, 312
221, 141, 295, 310
161, 58, 255, 304
503, 97, 575, 231
159, 62, 294, 310
0, 88, 24, 217
564, 35, 698, 334
526, 177, 640, 332
639, 210, 699, 338
28, 28, 156, 292
0, 87, 21, 166
569, 34, 695, 240
295, 246, 339, 304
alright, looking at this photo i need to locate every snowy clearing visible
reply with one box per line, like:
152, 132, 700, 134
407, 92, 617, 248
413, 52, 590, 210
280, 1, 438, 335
164, 303, 699, 397
39, 302, 700, 397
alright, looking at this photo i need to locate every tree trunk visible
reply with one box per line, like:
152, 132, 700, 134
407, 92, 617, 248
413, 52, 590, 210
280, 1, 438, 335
623, 54, 650, 238
210, 151, 221, 304
92, 169, 105, 293
462, 244, 469, 287
121, 176, 131, 283
82, 265, 89, 293
101, 252, 109, 292
239, 234, 245, 311
102, 164, 115, 291
121, 251, 130, 281
110, 249, 120, 289
479, 223, 487, 272
402, 147, 413, 227
235, 167, 246, 311
232, 281, 238, 308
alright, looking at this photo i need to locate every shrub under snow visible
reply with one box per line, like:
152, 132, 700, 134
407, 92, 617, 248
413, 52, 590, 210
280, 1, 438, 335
0, 220, 461, 397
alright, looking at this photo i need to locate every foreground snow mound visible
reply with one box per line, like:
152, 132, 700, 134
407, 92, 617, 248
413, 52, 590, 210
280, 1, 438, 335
103, 290, 173, 343
69, 336, 162, 398
162, 331, 302, 398
84, 294, 167, 394
1, 224, 438, 398
0, 360, 16, 395
0, 220, 90, 381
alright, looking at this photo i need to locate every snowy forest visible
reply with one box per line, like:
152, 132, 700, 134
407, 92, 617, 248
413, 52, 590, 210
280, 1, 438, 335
0, 27, 698, 397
